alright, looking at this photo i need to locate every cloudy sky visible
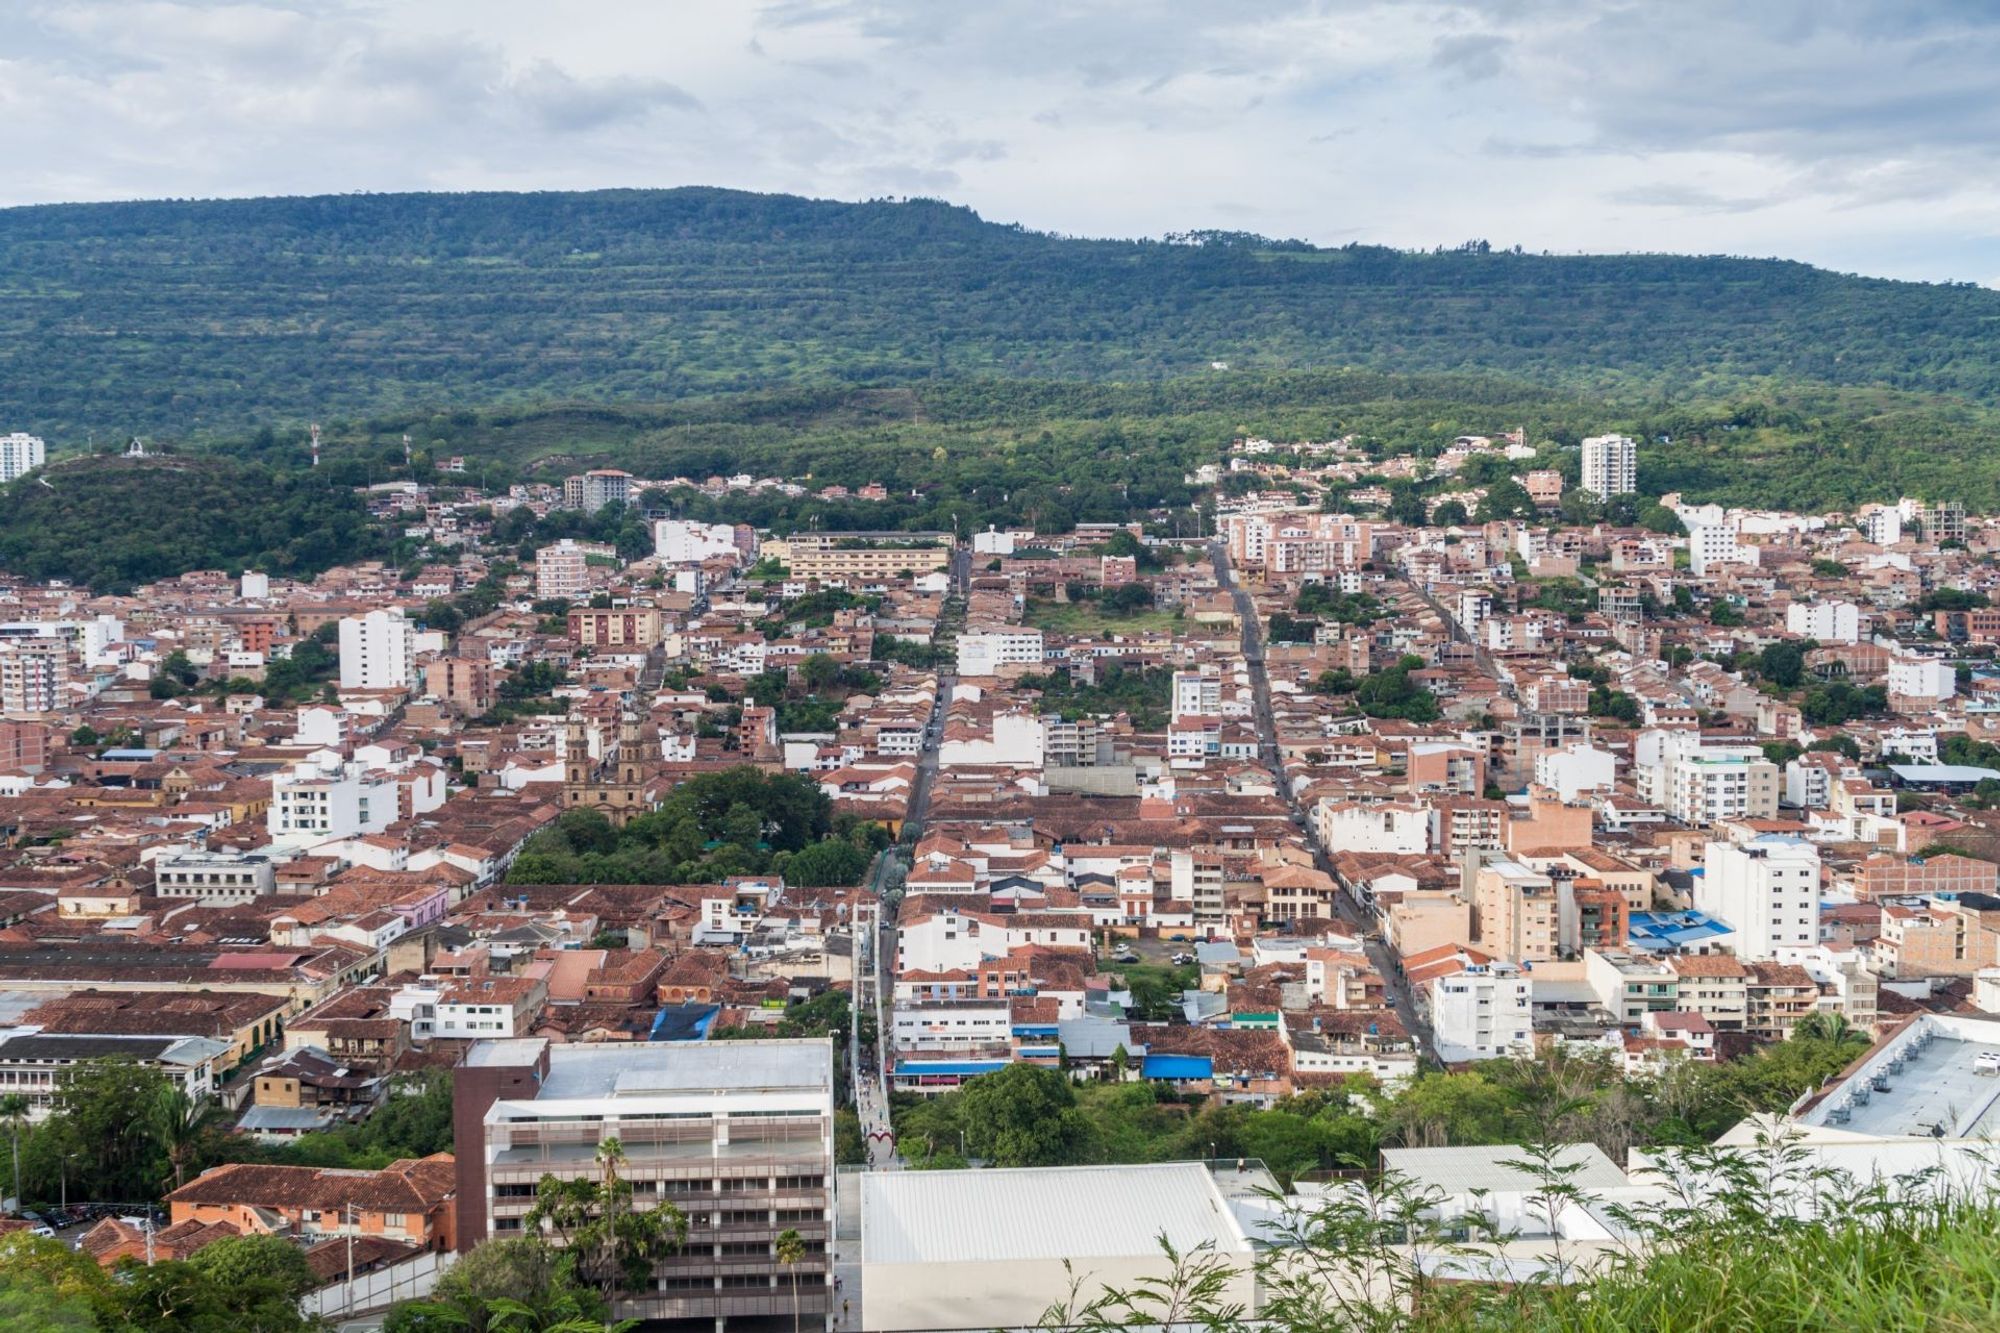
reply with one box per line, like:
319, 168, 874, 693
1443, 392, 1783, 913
4, 0, 1998, 283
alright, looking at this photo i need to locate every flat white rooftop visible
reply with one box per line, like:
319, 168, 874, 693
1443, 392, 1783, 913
860, 1161, 1251, 1266
538, 1039, 834, 1100
1383, 1143, 1629, 1195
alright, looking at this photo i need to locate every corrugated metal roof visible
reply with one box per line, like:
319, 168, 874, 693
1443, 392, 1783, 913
860, 1162, 1249, 1265
1381, 1144, 1627, 1194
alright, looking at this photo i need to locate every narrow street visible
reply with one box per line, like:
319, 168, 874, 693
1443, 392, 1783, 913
1211, 539, 1434, 1057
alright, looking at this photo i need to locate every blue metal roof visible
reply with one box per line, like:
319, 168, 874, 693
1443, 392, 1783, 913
1142, 1054, 1214, 1080
895, 1060, 1012, 1077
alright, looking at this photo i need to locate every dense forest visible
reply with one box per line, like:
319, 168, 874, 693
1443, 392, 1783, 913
7, 188, 2000, 439
0, 454, 385, 592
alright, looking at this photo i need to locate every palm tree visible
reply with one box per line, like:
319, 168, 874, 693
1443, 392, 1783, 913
775, 1227, 806, 1333
151, 1085, 218, 1192
1794, 1012, 1867, 1049
0, 1092, 26, 1210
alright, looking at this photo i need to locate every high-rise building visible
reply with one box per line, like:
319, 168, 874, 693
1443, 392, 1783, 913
1698, 836, 1821, 959
0, 642, 65, 716
0, 433, 46, 484
454, 1037, 836, 1328
336, 608, 417, 691
535, 538, 616, 601
562, 469, 634, 513
1170, 667, 1222, 722
1578, 434, 1637, 498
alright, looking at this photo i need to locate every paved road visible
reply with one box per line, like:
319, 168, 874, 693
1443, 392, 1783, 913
1211, 539, 1433, 1057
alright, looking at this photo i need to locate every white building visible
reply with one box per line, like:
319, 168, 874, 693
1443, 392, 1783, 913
1786, 600, 1860, 644
857, 1163, 1255, 1333
653, 518, 745, 564
1697, 836, 1821, 960
1635, 729, 1778, 826
337, 608, 417, 692
152, 849, 277, 904
1861, 507, 1903, 546
1579, 433, 1637, 499
955, 629, 1044, 677
0, 432, 46, 484
1534, 743, 1619, 802
267, 757, 402, 848
1681, 505, 1760, 577
1427, 960, 1533, 1062
1888, 655, 1955, 708
971, 527, 1018, 556
461, 1039, 836, 1327
0, 1028, 225, 1120
1313, 800, 1430, 855
890, 1000, 1012, 1056
1171, 668, 1222, 722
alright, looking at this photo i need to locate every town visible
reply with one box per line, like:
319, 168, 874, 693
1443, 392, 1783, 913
3, 426, 2000, 1329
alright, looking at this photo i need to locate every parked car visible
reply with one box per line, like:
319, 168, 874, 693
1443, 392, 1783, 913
1171, 952, 1196, 966
1113, 952, 1141, 965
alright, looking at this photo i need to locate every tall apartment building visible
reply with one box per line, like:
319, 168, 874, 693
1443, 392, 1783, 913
1426, 958, 1532, 1061
1578, 433, 1637, 498
1171, 667, 1222, 722
424, 656, 495, 714
535, 539, 615, 601
0, 432, 46, 483
337, 608, 417, 691
0, 641, 65, 716
1697, 836, 1821, 959
1472, 856, 1561, 962
1635, 730, 1778, 826
562, 469, 634, 513
454, 1038, 836, 1328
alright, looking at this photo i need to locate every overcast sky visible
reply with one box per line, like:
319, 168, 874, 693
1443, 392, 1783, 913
4, 0, 1998, 283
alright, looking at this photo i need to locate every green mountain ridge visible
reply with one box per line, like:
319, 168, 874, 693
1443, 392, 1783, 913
4, 186, 2000, 438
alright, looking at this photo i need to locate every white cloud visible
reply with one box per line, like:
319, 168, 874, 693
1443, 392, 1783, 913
0, 0, 1992, 282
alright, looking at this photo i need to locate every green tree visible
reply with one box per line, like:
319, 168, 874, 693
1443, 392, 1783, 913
775, 1228, 806, 1333
956, 1064, 1099, 1167
384, 1239, 614, 1333
522, 1139, 686, 1308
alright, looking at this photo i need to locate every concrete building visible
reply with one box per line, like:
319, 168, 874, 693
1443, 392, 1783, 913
1170, 667, 1222, 722
1534, 743, 1618, 803
268, 757, 405, 848
654, 518, 749, 564
1697, 836, 1821, 960
0, 432, 45, 483
1786, 600, 1861, 644
0, 1028, 226, 1119
1579, 433, 1637, 499
1635, 730, 1778, 827
153, 850, 277, 904
1887, 655, 1955, 712
535, 539, 615, 602
785, 532, 952, 584
956, 629, 1045, 677
0, 641, 65, 716
563, 469, 633, 513
337, 608, 417, 692
1473, 856, 1561, 963
1426, 958, 1532, 1061
857, 1162, 1255, 1332
454, 1037, 836, 1328
566, 607, 665, 650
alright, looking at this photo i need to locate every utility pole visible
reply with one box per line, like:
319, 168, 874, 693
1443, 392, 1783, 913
345, 1201, 356, 1308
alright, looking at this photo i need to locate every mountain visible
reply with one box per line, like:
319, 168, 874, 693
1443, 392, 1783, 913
4, 187, 2000, 439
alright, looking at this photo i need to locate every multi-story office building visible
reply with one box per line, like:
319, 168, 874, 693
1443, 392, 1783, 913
1578, 433, 1637, 498
454, 1038, 836, 1328
0, 432, 46, 483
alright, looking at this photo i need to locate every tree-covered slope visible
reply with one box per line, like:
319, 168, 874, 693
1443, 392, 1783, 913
5, 187, 2000, 438
0, 455, 385, 592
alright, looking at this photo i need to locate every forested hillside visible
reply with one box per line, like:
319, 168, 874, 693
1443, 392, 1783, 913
5, 187, 2000, 437
0, 455, 385, 593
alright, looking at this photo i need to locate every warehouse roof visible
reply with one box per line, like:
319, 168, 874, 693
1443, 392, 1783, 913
860, 1161, 1250, 1266
1381, 1143, 1628, 1194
